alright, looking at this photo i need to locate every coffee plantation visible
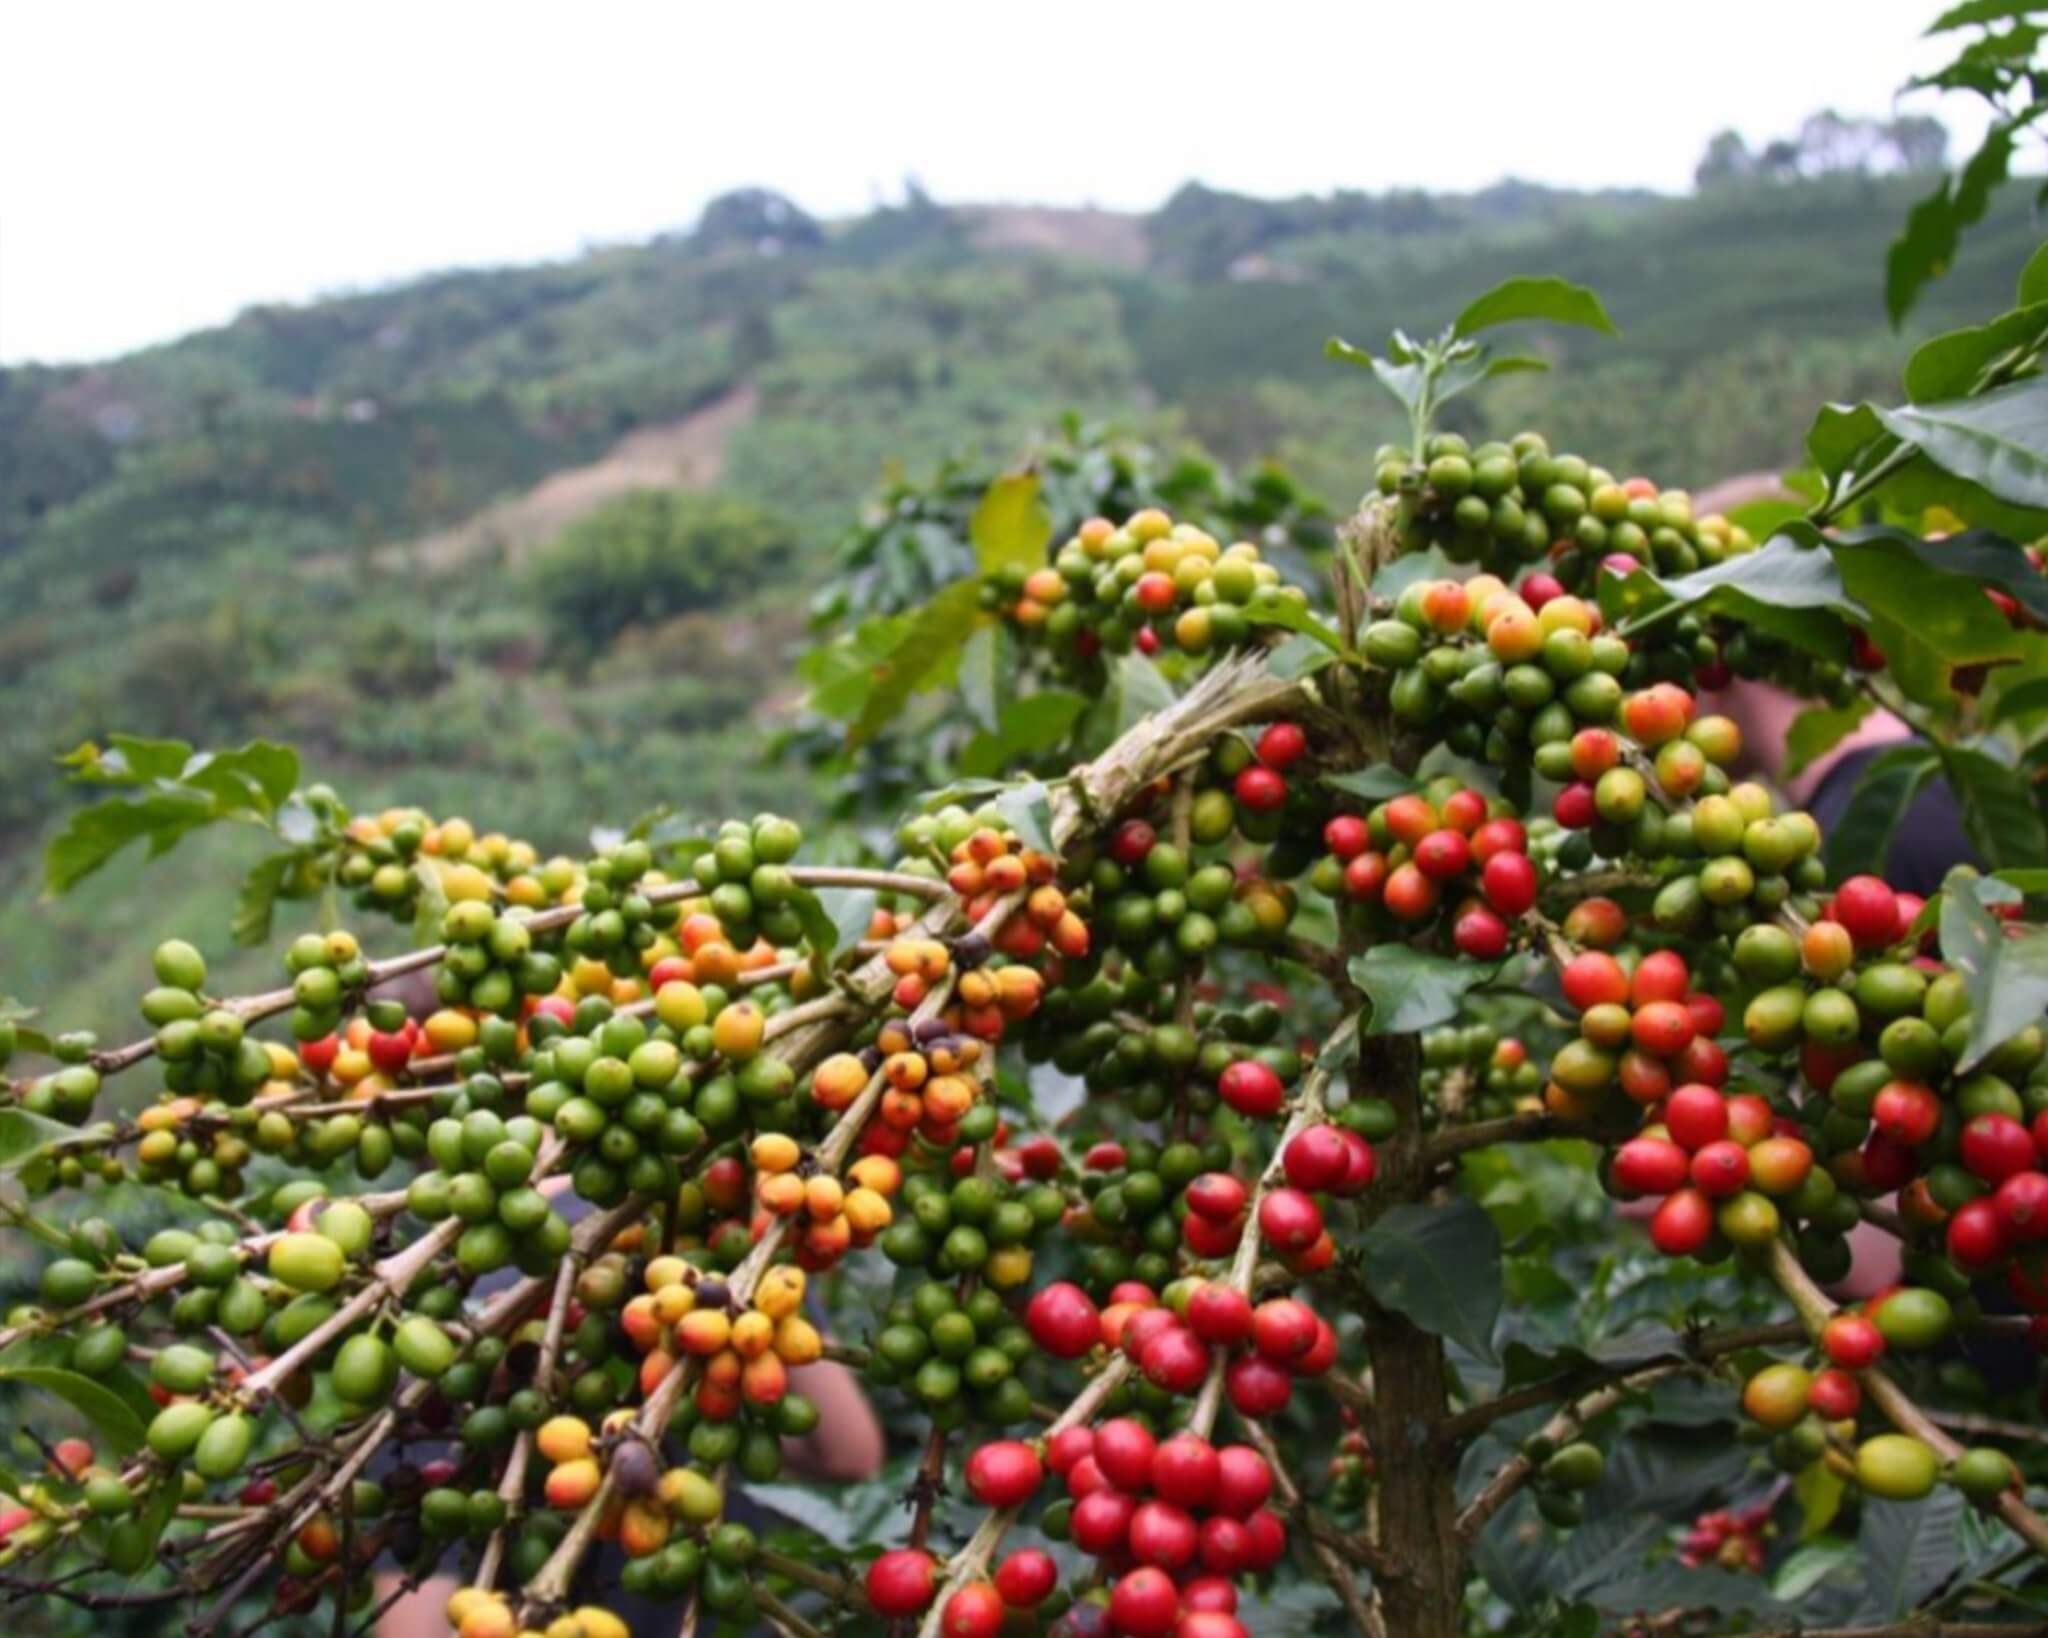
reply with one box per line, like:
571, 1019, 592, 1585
8, 132, 2048, 1638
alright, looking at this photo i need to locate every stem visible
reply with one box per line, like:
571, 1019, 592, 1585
1242, 1418, 1387, 1637
1765, 1240, 2048, 1561
914, 1357, 1134, 1638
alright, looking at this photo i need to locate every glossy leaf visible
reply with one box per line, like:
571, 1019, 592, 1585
0, 1360, 147, 1456
1265, 633, 1337, 680
1360, 1197, 1502, 1362
846, 580, 986, 749
957, 623, 1008, 734
1943, 742, 2048, 871
957, 691, 1089, 778
233, 851, 307, 947
2021, 240, 2048, 307
1855, 1491, 1963, 1621
1941, 870, 2048, 1071
0, 1107, 81, 1170
969, 473, 1052, 580
1903, 301, 2048, 402
1875, 376, 2048, 510
1886, 123, 2016, 326
1807, 402, 1891, 485
46, 788, 216, 894
1113, 653, 1176, 736
1824, 744, 1941, 880
1324, 766, 1419, 801
1452, 276, 1618, 339
1791, 1461, 1847, 1542
1349, 945, 1506, 1035
994, 780, 1055, 855
1613, 533, 1860, 660
1782, 701, 1871, 781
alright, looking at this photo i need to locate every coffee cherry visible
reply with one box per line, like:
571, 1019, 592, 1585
867, 1549, 939, 1617
1025, 1283, 1102, 1359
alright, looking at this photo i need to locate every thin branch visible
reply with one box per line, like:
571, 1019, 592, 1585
1242, 1418, 1387, 1638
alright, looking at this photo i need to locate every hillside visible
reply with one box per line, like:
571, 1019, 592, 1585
2, 172, 2040, 1040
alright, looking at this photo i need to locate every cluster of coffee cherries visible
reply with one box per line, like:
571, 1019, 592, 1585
1315, 779, 1539, 958
1420, 1025, 1540, 1120
991, 507, 1310, 667
1373, 432, 1755, 586
867, 1273, 1055, 1429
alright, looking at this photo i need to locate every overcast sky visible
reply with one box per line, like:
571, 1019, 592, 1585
0, 1, 2005, 364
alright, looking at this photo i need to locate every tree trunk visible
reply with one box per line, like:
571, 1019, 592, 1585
1358, 1031, 1466, 1638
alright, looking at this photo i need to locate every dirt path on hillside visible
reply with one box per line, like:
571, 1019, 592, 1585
334, 381, 759, 576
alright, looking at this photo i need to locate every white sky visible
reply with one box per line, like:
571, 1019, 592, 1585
0, 0, 2007, 365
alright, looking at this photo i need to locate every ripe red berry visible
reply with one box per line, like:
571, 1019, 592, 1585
1256, 1187, 1324, 1253
1283, 1125, 1350, 1191
1336, 1130, 1378, 1193
1808, 1366, 1861, 1420
1186, 1283, 1254, 1346
965, 1440, 1044, 1508
1071, 1488, 1138, 1554
1150, 1435, 1220, 1509
1961, 1114, 2037, 1183
1138, 1325, 1211, 1395
1663, 1084, 1729, 1152
1688, 1139, 1751, 1198
1110, 820, 1156, 866
1382, 862, 1440, 921
941, 1583, 1006, 1638
867, 1549, 939, 1617
1480, 849, 1538, 915
1561, 952, 1630, 1012
1233, 765, 1287, 813
1213, 1445, 1273, 1517
1323, 814, 1369, 860
1196, 1514, 1248, 1573
1255, 721, 1307, 771
1630, 950, 1690, 1006
1250, 1297, 1317, 1361
1092, 1418, 1158, 1492
1239, 1508, 1288, 1571
994, 1548, 1058, 1608
1471, 816, 1528, 861
1453, 906, 1510, 960
1108, 1567, 1180, 1638
1224, 1353, 1293, 1419
1127, 1500, 1199, 1569
1553, 781, 1598, 829
1834, 874, 1901, 950
1649, 1187, 1714, 1257
1025, 1282, 1102, 1359
1342, 851, 1389, 902
1613, 1136, 1689, 1196
1047, 1425, 1095, 1476
1872, 1080, 1940, 1146
1949, 1196, 2008, 1270
1820, 1312, 1884, 1370
1413, 828, 1471, 880
1995, 1170, 2048, 1244
1217, 1060, 1284, 1119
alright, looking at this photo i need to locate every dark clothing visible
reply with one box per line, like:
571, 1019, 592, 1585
1808, 745, 1980, 897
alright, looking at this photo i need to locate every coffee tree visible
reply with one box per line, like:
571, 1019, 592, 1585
7, 235, 2048, 1638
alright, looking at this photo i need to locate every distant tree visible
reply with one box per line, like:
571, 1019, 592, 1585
1695, 130, 1755, 189
694, 188, 823, 252
1886, 113, 1949, 173
524, 488, 795, 660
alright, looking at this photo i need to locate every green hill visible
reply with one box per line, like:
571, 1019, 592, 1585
2, 172, 2040, 1040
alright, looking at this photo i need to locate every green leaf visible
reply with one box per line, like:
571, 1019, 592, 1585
1855, 1490, 1963, 1621
1783, 701, 1872, 781
0, 1362, 147, 1456
1791, 1461, 1848, 1543
1943, 742, 2048, 871
1349, 945, 1504, 1035
1452, 276, 1618, 339
234, 850, 314, 947
994, 781, 1055, 855
1875, 376, 2048, 510
1612, 532, 1860, 661
847, 581, 987, 749
1904, 301, 2048, 402
1360, 1197, 1502, 1361
1994, 674, 2048, 724
1824, 744, 1941, 880
800, 612, 913, 721
957, 691, 1089, 778
1265, 633, 1336, 679
45, 788, 218, 894
2021, 241, 2048, 307
1808, 402, 1892, 485
1324, 767, 1419, 802
1887, 123, 2016, 327
1770, 1539, 1854, 1600
1324, 338, 1426, 414
182, 741, 299, 816
787, 889, 848, 984
1246, 598, 1346, 653
1943, 866, 2048, 1071
1930, 2, 2041, 32
0, 1107, 81, 1171
1113, 653, 1176, 736
957, 624, 1008, 734
969, 472, 1052, 580
59, 734, 195, 786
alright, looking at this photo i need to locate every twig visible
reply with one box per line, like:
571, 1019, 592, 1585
757, 1587, 828, 1638
1242, 1418, 1387, 1638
